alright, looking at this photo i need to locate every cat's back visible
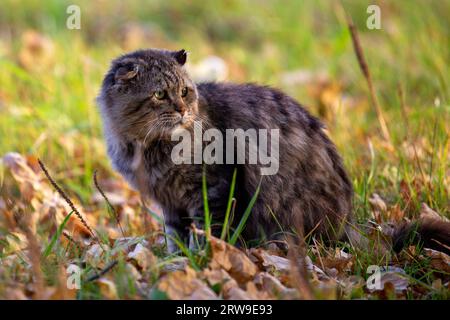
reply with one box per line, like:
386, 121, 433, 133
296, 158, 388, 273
197, 82, 322, 133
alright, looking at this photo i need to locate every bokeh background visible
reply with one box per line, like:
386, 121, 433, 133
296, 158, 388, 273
0, 0, 449, 222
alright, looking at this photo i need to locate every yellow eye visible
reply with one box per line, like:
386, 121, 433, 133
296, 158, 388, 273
181, 87, 188, 97
154, 90, 166, 100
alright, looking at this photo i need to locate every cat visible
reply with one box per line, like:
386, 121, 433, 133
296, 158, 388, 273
97, 48, 450, 254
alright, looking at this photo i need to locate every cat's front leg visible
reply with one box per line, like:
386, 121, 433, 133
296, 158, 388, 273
163, 208, 191, 254
107, 138, 140, 188
165, 225, 183, 254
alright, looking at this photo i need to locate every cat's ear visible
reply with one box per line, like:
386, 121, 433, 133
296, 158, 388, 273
172, 49, 187, 66
114, 63, 139, 82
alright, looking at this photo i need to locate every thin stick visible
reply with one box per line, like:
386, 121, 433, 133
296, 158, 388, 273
288, 213, 314, 300
62, 231, 83, 253
38, 159, 97, 240
93, 170, 125, 237
86, 260, 118, 282
15, 210, 44, 299
346, 14, 392, 146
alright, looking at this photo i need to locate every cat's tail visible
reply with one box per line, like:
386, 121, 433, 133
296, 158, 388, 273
345, 217, 450, 255
391, 218, 450, 255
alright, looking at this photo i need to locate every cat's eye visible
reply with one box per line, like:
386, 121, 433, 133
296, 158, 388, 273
154, 90, 166, 100
181, 87, 188, 97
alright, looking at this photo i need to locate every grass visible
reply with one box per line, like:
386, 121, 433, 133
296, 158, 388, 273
220, 167, 237, 240
229, 177, 262, 246
42, 211, 73, 258
0, 0, 448, 299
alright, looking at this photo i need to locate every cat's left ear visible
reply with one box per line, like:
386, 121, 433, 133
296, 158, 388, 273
172, 49, 187, 66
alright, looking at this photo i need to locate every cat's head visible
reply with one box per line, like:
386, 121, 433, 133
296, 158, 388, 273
97, 48, 198, 143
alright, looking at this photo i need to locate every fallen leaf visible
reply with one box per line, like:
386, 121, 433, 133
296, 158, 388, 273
125, 263, 142, 282
85, 243, 109, 268
186, 286, 219, 300
127, 243, 156, 270
201, 267, 237, 289
420, 203, 449, 222
223, 280, 271, 300
387, 204, 405, 223
2, 152, 41, 201
18, 30, 54, 71
4, 232, 28, 254
193, 228, 258, 284
423, 248, 450, 273
224, 286, 252, 300
161, 257, 189, 273
2, 153, 94, 239
369, 193, 387, 213
320, 249, 353, 274
249, 248, 291, 274
110, 237, 148, 259
367, 266, 409, 293
97, 278, 118, 299
157, 266, 217, 300
254, 272, 298, 299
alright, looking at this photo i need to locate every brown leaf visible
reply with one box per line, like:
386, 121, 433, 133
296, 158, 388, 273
249, 248, 291, 274
367, 266, 409, 293
47, 266, 77, 300
127, 243, 156, 270
97, 278, 118, 299
420, 203, 448, 222
157, 266, 217, 300
186, 286, 219, 300
201, 231, 258, 284
224, 281, 272, 300
162, 257, 189, 273
201, 267, 237, 288
4, 232, 28, 255
3, 153, 93, 239
320, 249, 353, 274
369, 193, 387, 213
2, 152, 41, 201
254, 272, 298, 299
84, 243, 109, 268
423, 248, 450, 273
387, 204, 405, 223
3, 286, 28, 300
18, 30, 54, 72
224, 286, 252, 300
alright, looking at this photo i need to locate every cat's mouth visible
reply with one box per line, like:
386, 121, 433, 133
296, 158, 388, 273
140, 112, 195, 144
181, 113, 194, 126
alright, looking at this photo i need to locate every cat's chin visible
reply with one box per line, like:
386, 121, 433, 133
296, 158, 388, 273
180, 115, 195, 128
171, 122, 192, 136
171, 125, 185, 137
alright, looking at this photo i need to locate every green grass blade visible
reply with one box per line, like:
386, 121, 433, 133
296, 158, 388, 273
43, 211, 73, 258
202, 166, 211, 236
229, 178, 262, 246
143, 205, 164, 225
221, 167, 237, 240
166, 234, 200, 271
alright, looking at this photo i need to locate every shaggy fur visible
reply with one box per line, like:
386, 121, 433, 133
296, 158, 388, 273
97, 48, 449, 252
97, 48, 353, 246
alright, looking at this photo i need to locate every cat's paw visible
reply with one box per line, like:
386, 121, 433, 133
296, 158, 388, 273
165, 237, 178, 254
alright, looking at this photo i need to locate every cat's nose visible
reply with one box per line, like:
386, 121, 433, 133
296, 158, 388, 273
174, 100, 187, 115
